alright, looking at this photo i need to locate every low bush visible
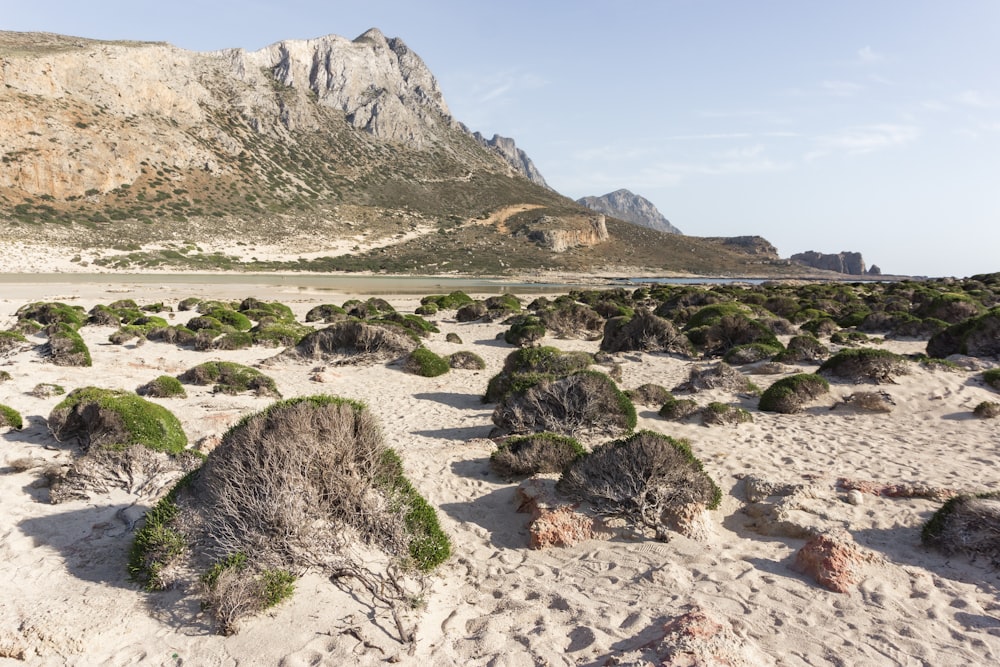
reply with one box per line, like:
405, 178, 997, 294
304, 304, 348, 323
282, 321, 419, 365
983, 369, 1000, 391
46, 323, 92, 366
674, 362, 755, 394
974, 401, 1000, 419
484, 346, 593, 403
601, 310, 691, 355
137, 375, 187, 398
557, 430, 722, 536
178, 361, 281, 397
773, 335, 829, 364
445, 332, 462, 344
0, 404, 23, 430
16, 302, 86, 329
448, 350, 486, 370
456, 302, 488, 322
491, 370, 636, 440
658, 396, 700, 421
927, 307, 1000, 358
0, 370, 11, 382
700, 402, 754, 426
922, 492, 1000, 563
758, 374, 830, 414
801, 317, 839, 337
0, 330, 29, 353
538, 303, 605, 340
504, 315, 546, 346
132, 396, 450, 634
625, 383, 672, 406
420, 291, 475, 311
839, 391, 895, 413
490, 432, 586, 477
724, 342, 782, 365
48, 387, 187, 454
250, 321, 314, 347
819, 348, 909, 383
404, 347, 450, 377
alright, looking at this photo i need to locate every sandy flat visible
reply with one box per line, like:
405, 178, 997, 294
1, 280, 999, 666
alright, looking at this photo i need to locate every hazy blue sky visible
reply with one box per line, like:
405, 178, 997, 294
7, 1, 1000, 277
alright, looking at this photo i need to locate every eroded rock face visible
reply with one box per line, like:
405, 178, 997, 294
473, 132, 550, 188
516, 214, 609, 252
792, 532, 884, 593
791, 250, 873, 275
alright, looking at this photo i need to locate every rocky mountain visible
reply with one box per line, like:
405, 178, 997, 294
0, 29, 810, 277
790, 251, 879, 276
577, 189, 682, 234
472, 132, 550, 189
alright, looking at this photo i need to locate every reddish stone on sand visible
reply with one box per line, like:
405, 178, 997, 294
792, 532, 882, 593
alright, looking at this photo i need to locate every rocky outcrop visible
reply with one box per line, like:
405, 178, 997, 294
792, 532, 884, 593
472, 132, 550, 188
791, 250, 875, 275
516, 214, 609, 252
577, 188, 682, 234
706, 235, 780, 259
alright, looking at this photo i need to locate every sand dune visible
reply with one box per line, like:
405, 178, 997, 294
1, 280, 999, 666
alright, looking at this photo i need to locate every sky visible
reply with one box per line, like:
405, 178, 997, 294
5, 1, 1000, 278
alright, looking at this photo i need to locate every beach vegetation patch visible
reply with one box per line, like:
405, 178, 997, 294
485, 346, 593, 403
601, 310, 691, 355
922, 492, 1000, 565
130, 396, 449, 636
0, 404, 23, 430
178, 361, 280, 397
625, 383, 672, 406
773, 334, 829, 364
819, 348, 909, 384
137, 375, 187, 399
724, 342, 783, 365
491, 370, 636, 440
448, 350, 486, 370
404, 347, 450, 377
304, 304, 348, 323
504, 314, 546, 346
974, 401, 1000, 419
984, 369, 1000, 391
758, 374, 830, 414
45, 323, 92, 366
701, 402, 754, 426
281, 320, 419, 365
557, 430, 722, 537
658, 396, 700, 421
927, 307, 1000, 358
490, 432, 586, 477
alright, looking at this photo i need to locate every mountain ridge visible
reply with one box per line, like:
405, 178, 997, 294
577, 189, 682, 235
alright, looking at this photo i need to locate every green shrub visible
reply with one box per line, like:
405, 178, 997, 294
484, 294, 521, 313
178, 361, 281, 397
601, 310, 690, 355
137, 375, 187, 398
504, 315, 546, 346
0, 330, 29, 353
250, 321, 314, 347
758, 374, 830, 414
557, 430, 722, 534
49, 387, 188, 454
625, 383, 672, 406
0, 370, 11, 382
16, 302, 86, 329
304, 304, 348, 322
445, 332, 462, 344
205, 308, 253, 331
404, 347, 450, 377
773, 335, 829, 364
448, 350, 486, 370
0, 404, 23, 430
819, 348, 908, 383
421, 291, 475, 310
724, 342, 783, 365
490, 433, 586, 477
658, 396, 700, 421
46, 322, 92, 366
128, 470, 196, 589
485, 346, 593, 402
983, 369, 1000, 391
974, 401, 1000, 419
701, 402, 754, 426
927, 307, 1000, 358
922, 492, 1000, 559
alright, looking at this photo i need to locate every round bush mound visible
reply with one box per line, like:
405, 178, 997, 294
504, 315, 546, 347
625, 383, 672, 406
773, 335, 829, 364
448, 350, 486, 370
758, 374, 830, 414
491, 370, 636, 440
927, 307, 1000, 358
600, 310, 691, 355
700, 402, 754, 426
129, 396, 450, 634
404, 347, 450, 377
0, 404, 23, 430
556, 430, 722, 534
674, 362, 754, 394
283, 320, 418, 365
178, 361, 280, 397
922, 492, 1000, 563
658, 396, 700, 421
983, 369, 1000, 392
724, 342, 782, 365
538, 303, 605, 340
304, 304, 348, 323
818, 347, 909, 383
484, 346, 593, 403
0, 330, 29, 354
137, 375, 187, 399
974, 401, 1000, 419
46, 323, 92, 367
490, 433, 586, 477
48, 387, 187, 454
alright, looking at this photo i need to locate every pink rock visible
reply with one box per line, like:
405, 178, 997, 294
515, 477, 610, 549
792, 533, 882, 593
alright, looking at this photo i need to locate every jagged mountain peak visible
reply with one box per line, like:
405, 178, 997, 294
471, 132, 550, 189
577, 189, 681, 235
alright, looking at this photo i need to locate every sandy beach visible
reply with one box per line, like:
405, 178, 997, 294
1, 278, 999, 666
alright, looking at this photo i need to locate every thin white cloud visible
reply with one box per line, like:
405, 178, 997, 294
956, 89, 999, 109
807, 123, 920, 160
821, 80, 864, 97
857, 46, 885, 64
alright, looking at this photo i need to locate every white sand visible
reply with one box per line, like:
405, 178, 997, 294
1, 281, 1000, 665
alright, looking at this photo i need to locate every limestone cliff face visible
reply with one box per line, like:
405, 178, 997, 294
472, 132, 550, 189
0, 28, 460, 199
791, 251, 871, 275
577, 189, 681, 235
516, 214, 609, 252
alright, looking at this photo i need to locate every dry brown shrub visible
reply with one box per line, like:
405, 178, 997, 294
539, 303, 605, 340
625, 383, 672, 406
840, 391, 895, 413
49, 445, 202, 503
600, 310, 691, 355
674, 362, 753, 394
279, 321, 417, 365
923, 494, 1000, 566
491, 372, 636, 441
974, 401, 1000, 419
